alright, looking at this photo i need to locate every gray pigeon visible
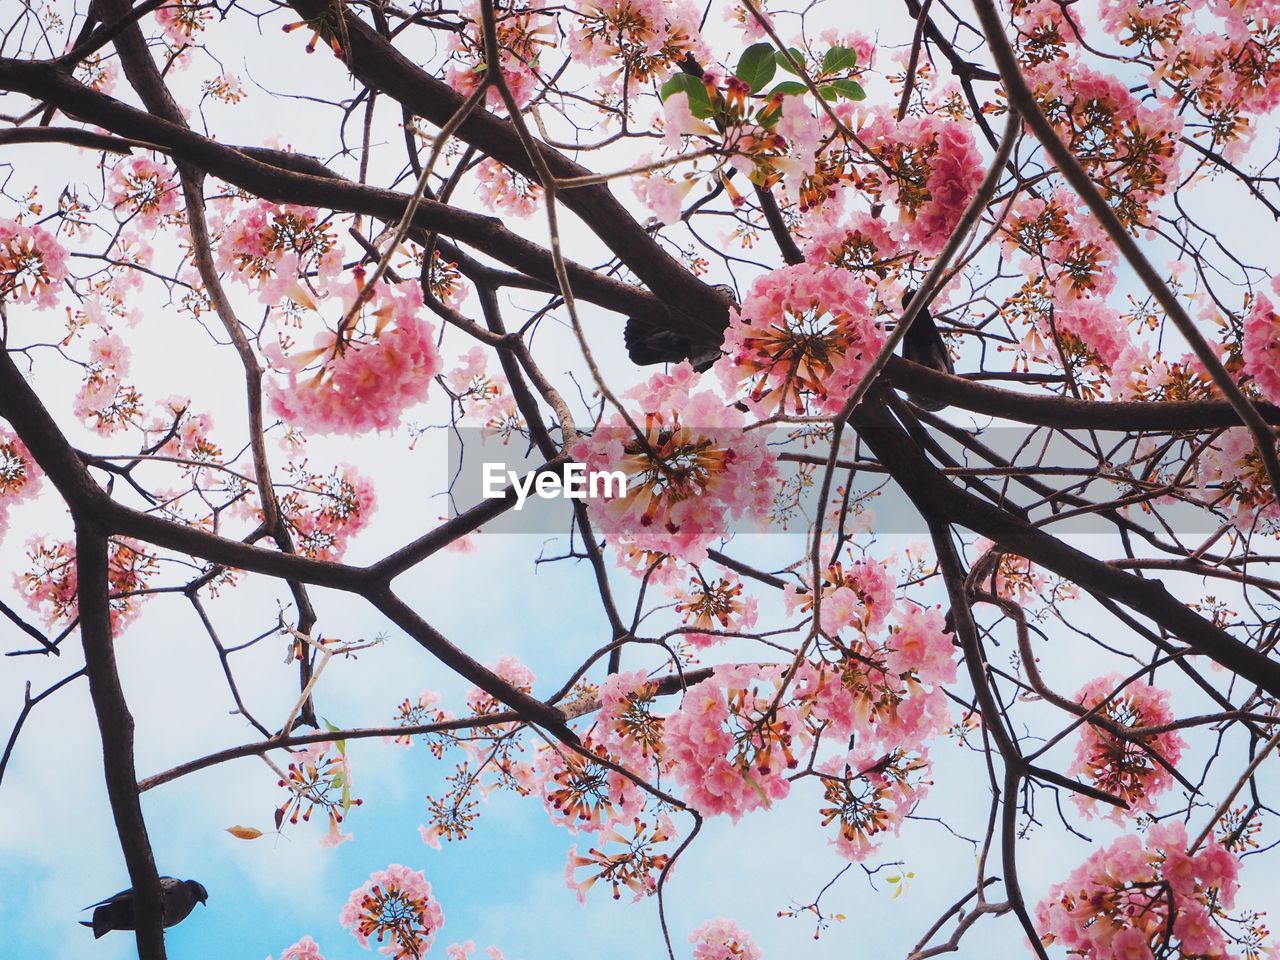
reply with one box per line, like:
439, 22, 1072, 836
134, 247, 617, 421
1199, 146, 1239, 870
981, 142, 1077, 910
900, 291, 955, 411
80, 877, 208, 938
622, 284, 735, 371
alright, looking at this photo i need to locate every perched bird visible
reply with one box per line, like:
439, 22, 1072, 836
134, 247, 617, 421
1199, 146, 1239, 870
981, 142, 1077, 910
622, 284, 735, 371
80, 877, 208, 939
899, 290, 955, 411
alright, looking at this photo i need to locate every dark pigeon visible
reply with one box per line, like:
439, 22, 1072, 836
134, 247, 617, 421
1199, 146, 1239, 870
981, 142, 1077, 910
622, 284, 735, 371
80, 877, 208, 939
900, 291, 955, 411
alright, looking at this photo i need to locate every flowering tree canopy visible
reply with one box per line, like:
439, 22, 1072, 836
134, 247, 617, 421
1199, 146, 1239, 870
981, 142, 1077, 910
2, 1, 1280, 959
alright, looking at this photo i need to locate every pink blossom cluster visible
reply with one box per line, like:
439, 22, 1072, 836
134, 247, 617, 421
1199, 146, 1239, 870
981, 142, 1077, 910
664, 664, 803, 821
592, 670, 668, 786
74, 333, 141, 436
465, 655, 536, 718
1037, 821, 1244, 960
1195, 427, 1280, 530
1004, 192, 1120, 302
689, 918, 764, 960
1001, 192, 1149, 394
213, 200, 340, 287
1244, 277, 1280, 404
533, 737, 642, 833
155, 1, 210, 45
800, 556, 897, 638
817, 745, 931, 861
673, 570, 758, 648
1053, 299, 1147, 397
780, 558, 956, 753
279, 463, 377, 561
801, 207, 900, 278
715, 263, 886, 416
856, 111, 986, 256
142, 396, 219, 463
445, 347, 523, 440
265, 274, 442, 435
0, 217, 68, 309
973, 539, 1047, 604
0, 429, 42, 540
1068, 675, 1186, 818
568, 0, 708, 84
268, 936, 325, 960
340, 864, 444, 960
446, 1, 549, 110
17, 536, 154, 632
474, 158, 542, 217
107, 157, 179, 230
1012, 0, 1086, 65
570, 363, 778, 564
1025, 59, 1183, 226
1096, 0, 1280, 145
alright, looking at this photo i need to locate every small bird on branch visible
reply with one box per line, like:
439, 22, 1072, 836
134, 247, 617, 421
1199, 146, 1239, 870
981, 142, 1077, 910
623, 284, 957, 412
899, 290, 955, 411
79, 877, 208, 938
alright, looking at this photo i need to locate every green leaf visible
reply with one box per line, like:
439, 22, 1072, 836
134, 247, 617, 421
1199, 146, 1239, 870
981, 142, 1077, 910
659, 73, 714, 118
829, 78, 866, 101
736, 42, 777, 93
775, 47, 806, 75
817, 85, 840, 102
767, 80, 808, 98
822, 45, 859, 74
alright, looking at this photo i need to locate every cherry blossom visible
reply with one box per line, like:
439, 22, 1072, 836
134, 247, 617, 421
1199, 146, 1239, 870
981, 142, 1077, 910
265, 272, 442, 435
689, 918, 763, 960
0, 217, 68, 309
1068, 675, 1186, 818
268, 936, 325, 960
570, 364, 778, 564
107, 157, 179, 230
1244, 277, 1280, 404
340, 865, 444, 959
1037, 822, 1246, 960
715, 263, 885, 416
0, 429, 42, 540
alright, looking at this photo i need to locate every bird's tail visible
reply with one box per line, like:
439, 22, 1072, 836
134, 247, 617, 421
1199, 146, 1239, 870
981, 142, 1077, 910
79, 916, 109, 939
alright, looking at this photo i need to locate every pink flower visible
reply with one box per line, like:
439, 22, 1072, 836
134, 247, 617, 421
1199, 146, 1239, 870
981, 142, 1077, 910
1067, 675, 1185, 819
569, 0, 709, 86
269, 936, 325, 960
633, 170, 697, 225
475, 159, 542, 217
107, 157, 179, 230
214, 200, 340, 285
266, 274, 442, 435
856, 111, 986, 256
715, 263, 886, 416
0, 217, 68, 309
0, 429, 43, 541
1244, 279, 1280, 404
663, 665, 803, 821
818, 746, 930, 861
689, 918, 763, 960
155, 1, 210, 44
886, 604, 956, 685
340, 865, 444, 959
1037, 825, 1244, 960
445, 1, 549, 112
570, 364, 777, 565
662, 91, 718, 148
